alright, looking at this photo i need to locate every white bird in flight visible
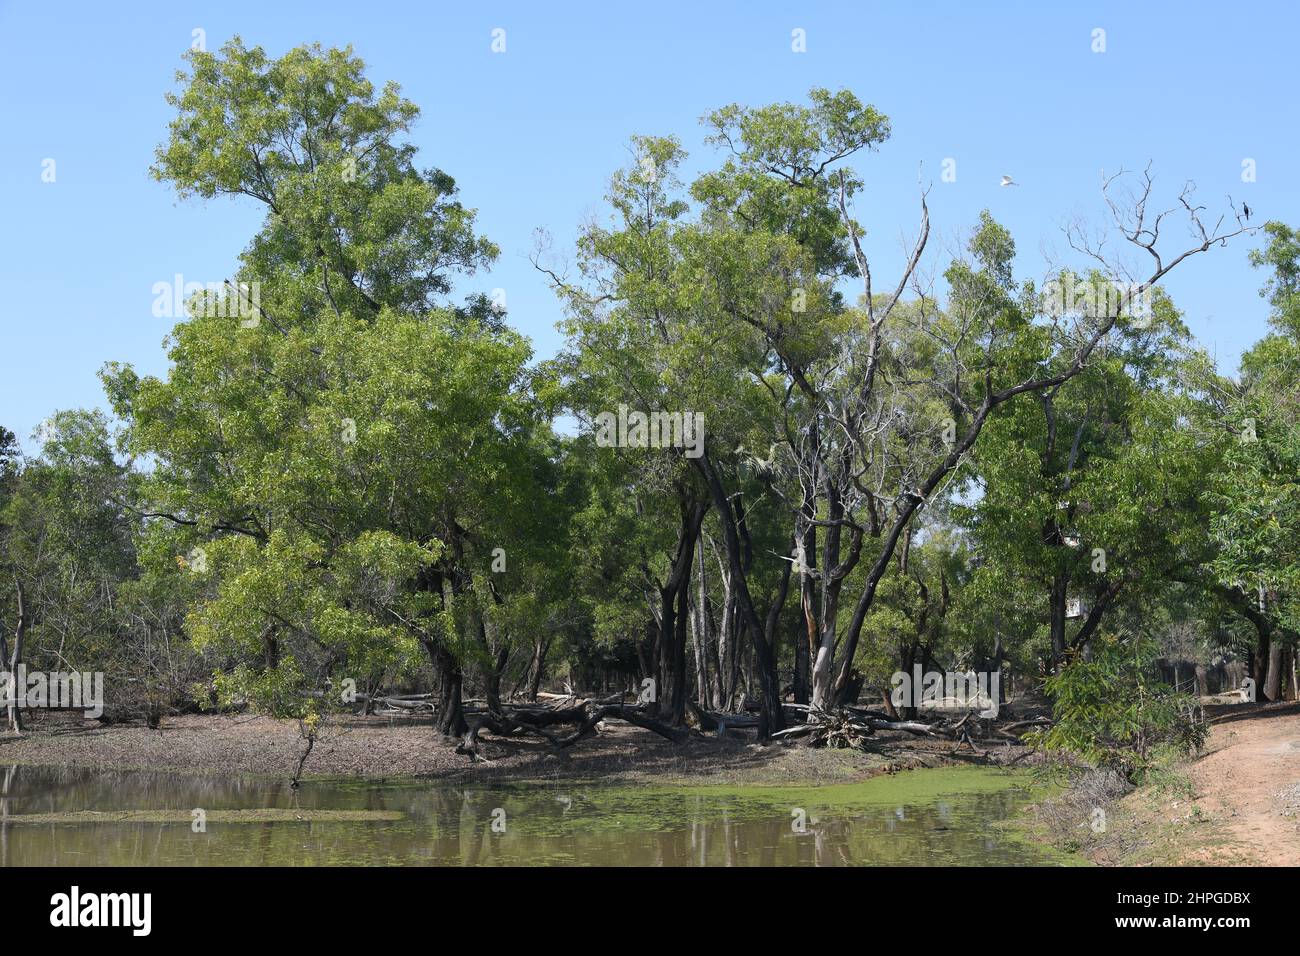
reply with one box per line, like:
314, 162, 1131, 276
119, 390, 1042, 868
1000, 175, 1018, 187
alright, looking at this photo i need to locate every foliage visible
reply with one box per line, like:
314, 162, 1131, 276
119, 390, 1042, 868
1027, 636, 1208, 777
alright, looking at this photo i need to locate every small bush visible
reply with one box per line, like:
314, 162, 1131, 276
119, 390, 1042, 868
1027, 636, 1208, 780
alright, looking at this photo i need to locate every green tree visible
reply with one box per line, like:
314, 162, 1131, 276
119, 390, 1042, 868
960, 282, 1218, 668
1206, 221, 1300, 699
105, 40, 537, 737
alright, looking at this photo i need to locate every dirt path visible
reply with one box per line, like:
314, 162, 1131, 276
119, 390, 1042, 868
1180, 705, 1300, 865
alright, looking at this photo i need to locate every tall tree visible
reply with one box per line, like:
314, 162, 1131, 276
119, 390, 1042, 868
1207, 221, 1300, 699
960, 280, 1216, 666
105, 39, 528, 736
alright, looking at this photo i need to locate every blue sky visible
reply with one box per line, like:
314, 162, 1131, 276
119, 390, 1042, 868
1, 1, 1295, 453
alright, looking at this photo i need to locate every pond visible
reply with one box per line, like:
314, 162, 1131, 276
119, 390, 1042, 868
0, 764, 1072, 866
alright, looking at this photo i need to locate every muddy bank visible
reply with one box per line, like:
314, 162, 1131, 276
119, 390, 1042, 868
0, 711, 1031, 786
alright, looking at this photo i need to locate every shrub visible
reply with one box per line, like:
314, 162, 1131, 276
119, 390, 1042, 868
1027, 635, 1208, 779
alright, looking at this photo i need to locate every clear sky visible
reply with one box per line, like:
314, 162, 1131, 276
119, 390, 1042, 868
1, 1, 1295, 453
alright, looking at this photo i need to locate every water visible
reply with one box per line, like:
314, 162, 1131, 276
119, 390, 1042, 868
0, 764, 1070, 866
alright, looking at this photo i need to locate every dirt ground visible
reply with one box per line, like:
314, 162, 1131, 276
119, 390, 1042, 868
0, 710, 1021, 787
1097, 703, 1300, 866
1178, 703, 1300, 865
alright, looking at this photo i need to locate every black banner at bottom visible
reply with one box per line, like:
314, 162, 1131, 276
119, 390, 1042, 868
0, 864, 1285, 942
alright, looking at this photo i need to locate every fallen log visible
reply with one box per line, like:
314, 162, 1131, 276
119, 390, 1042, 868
456, 701, 692, 761
866, 719, 937, 735
769, 708, 952, 748
687, 700, 760, 732
457, 713, 538, 761
771, 723, 821, 739
535, 692, 575, 702
372, 697, 433, 711
844, 704, 895, 722
998, 717, 1052, 731
579, 706, 690, 745
510, 706, 591, 728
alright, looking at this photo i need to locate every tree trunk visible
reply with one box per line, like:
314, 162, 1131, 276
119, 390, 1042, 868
1070, 579, 1124, 653
263, 625, 279, 670
811, 639, 834, 709
655, 499, 706, 727
485, 640, 509, 714
694, 534, 717, 711
1264, 635, 1284, 702
726, 613, 745, 709
691, 453, 784, 737
424, 638, 467, 737
1048, 572, 1068, 665
1290, 644, 1298, 702
527, 635, 552, 702
689, 600, 710, 711
1253, 628, 1271, 698
7, 578, 25, 733
712, 538, 736, 709
794, 513, 815, 705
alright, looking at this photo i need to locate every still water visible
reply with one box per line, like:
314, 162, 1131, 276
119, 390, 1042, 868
0, 764, 1070, 866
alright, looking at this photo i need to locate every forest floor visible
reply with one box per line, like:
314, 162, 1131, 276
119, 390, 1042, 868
0, 709, 1032, 786
1039, 701, 1300, 866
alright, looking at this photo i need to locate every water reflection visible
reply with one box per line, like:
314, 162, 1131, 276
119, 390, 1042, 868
0, 764, 1064, 867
